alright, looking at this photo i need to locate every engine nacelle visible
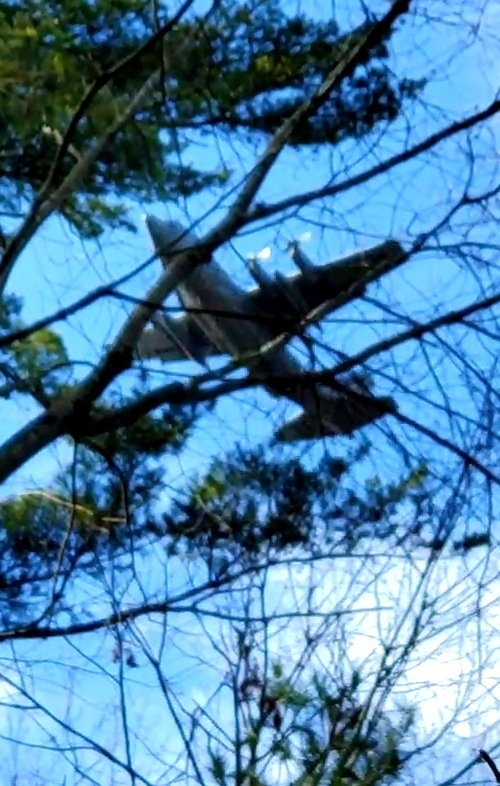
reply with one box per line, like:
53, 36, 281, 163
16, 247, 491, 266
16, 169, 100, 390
274, 271, 309, 315
247, 255, 274, 289
247, 246, 274, 288
287, 238, 315, 273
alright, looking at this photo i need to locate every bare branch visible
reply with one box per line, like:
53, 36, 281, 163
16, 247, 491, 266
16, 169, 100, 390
304, 292, 500, 384
0, 562, 277, 642
0, 0, 414, 484
0, 0, 202, 297
247, 98, 500, 224
480, 750, 500, 784
210, 0, 413, 239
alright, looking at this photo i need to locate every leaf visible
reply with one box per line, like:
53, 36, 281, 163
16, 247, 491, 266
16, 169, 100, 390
0, 0, 422, 238
210, 752, 227, 785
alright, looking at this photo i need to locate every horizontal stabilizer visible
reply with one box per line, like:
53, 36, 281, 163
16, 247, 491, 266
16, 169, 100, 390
274, 394, 396, 443
137, 314, 212, 364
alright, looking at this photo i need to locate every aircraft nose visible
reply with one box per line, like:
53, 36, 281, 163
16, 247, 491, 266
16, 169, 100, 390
144, 213, 177, 247
143, 213, 160, 235
144, 214, 201, 258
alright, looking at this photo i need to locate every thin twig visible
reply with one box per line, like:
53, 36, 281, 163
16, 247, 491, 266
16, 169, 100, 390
480, 750, 500, 783
0, 1, 412, 484
248, 98, 500, 225
0, 0, 201, 297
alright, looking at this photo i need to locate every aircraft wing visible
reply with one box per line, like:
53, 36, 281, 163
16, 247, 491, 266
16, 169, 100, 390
274, 391, 397, 443
137, 313, 215, 363
246, 239, 404, 332
137, 237, 405, 363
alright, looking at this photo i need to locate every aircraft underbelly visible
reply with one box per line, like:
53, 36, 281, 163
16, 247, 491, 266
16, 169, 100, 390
178, 271, 278, 359
177, 269, 345, 416
144, 214, 398, 440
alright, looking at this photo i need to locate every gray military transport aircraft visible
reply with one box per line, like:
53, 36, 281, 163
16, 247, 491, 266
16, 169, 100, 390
137, 215, 404, 443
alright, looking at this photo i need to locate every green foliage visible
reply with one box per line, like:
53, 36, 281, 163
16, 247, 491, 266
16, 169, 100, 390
8, 327, 69, 397
209, 752, 228, 786
0, 490, 104, 626
0, 293, 22, 329
87, 401, 193, 459
0, 290, 199, 620
0, 295, 71, 400
0, 0, 423, 237
225, 638, 414, 786
0, 0, 429, 626
0, 402, 196, 625
162, 444, 431, 574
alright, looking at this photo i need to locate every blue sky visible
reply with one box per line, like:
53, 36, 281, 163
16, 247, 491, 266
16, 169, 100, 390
0, 0, 499, 782
3, 0, 498, 496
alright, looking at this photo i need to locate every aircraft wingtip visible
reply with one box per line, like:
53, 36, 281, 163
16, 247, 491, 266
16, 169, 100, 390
141, 214, 153, 236
142, 213, 159, 229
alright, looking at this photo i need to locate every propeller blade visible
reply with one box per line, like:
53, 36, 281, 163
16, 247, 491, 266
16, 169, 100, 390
247, 246, 272, 262
286, 231, 312, 254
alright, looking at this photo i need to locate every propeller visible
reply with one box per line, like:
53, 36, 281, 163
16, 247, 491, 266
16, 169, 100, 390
246, 246, 273, 288
247, 246, 272, 263
286, 232, 315, 273
286, 231, 312, 255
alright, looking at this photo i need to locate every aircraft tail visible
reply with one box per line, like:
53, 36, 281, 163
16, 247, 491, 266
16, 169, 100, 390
274, 393, 396, 443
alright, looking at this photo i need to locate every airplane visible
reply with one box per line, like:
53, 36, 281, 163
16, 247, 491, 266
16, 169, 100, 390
136, 215, 404, 442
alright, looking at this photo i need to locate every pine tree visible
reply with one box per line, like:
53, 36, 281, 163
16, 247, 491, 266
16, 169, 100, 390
0, 0, 420, 237
0, 0, 427, 622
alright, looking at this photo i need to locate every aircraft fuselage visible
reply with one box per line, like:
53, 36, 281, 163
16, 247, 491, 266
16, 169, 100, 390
177, 259, 321, 408
143, 214, 397, 441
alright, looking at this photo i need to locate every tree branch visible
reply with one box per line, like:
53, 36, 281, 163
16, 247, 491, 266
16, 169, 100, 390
0, 0, 413, 485
42, 0, 199, 194
310, 292, 500, 383
208, 0, 413, 241
0, 0, 204, 298
0, 70, 161, 298
247, 98, 500, 225
0, 562, 271, 642
480, 750, 500, 784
